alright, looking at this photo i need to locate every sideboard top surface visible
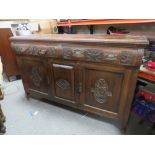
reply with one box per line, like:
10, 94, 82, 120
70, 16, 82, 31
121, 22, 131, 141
10, 34, 149, 47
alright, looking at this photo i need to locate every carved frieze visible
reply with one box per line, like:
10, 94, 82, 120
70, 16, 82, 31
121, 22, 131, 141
104, 52, 117, 61
119, 51, 134, 65
91, 79, 112, 104
84, 49, 103, 62
11, 44, 26, 54
46, 47, 56, 57
56, 79, 71, 90
31, 66, 42, 87
62, 47, 73, 59
11, 44, 56, 57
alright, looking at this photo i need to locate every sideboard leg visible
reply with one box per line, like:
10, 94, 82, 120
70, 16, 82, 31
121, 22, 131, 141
121, 120, 129, 134
25, 92, 30, 100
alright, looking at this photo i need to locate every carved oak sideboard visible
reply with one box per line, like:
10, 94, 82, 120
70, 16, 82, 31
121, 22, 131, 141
10, 34, 149, 129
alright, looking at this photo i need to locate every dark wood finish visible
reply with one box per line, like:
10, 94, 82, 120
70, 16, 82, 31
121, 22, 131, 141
16, 56, 50, 98
10, 34, 149, 129
0, 28, 19, 81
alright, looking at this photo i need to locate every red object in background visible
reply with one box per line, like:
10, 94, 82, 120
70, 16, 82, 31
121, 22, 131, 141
146, 60, 155, 72
139, 89, 155, 102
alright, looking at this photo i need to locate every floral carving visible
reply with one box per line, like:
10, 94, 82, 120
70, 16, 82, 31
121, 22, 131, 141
11, 44, 56, 57
84, 49, 103, 62
46, 47, 56, 57
91, 79, 112, 103
119, 51, 133, 64
62, 48, 73, 59
104, 52, 117, 61
11, 44, 26, 54
31, 66, 42, 87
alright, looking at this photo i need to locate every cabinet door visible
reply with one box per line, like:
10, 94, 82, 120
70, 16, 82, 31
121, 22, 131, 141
20, 57, 50, 97
82, 65, 124, 118
52, 63, 78, 105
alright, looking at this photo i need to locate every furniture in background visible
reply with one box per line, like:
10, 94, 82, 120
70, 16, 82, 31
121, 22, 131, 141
57, 19, 155, 34
0, 28, 19, 81
132, 81, 155, 134
139, 66, 155, 83
10, 34, 148, 130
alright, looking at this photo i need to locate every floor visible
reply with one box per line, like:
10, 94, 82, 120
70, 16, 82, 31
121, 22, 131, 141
1, 78, 155, 135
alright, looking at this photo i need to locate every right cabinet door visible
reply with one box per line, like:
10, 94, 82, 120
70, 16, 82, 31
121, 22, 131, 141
81, 65, 124, 118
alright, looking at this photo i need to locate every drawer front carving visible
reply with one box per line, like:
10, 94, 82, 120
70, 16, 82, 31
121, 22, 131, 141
119, 51, 134, 65
61, 47, 141, 66
11, 44, 56, 57
53, 64, 76, 102
84, 68, 123, 113
84, 49, 103, 62
62, 48, 73, 59
12, 44, 143, 66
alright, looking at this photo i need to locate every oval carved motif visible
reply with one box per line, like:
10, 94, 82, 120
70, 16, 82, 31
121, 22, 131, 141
91, 79, 112, 103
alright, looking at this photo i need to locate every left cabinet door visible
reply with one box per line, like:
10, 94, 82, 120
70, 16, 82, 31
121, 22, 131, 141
17, 56, 50, 98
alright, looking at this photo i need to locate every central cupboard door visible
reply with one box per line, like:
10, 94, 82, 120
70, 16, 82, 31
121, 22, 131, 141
52, 62, 79, 106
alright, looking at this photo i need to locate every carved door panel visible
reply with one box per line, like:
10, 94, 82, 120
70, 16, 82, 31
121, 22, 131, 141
52, 63, 78, 105
82, 66, 124, 117
20, 57, 50, 96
